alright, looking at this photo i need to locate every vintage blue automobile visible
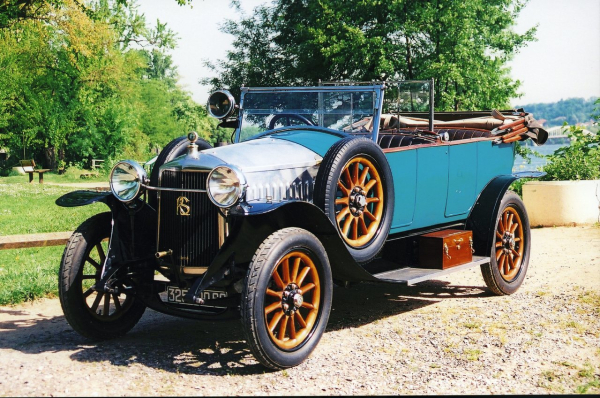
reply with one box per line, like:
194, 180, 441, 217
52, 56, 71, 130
56, 81, 547, 369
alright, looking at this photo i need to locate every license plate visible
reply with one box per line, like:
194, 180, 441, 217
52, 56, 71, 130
166, 286, 227, 304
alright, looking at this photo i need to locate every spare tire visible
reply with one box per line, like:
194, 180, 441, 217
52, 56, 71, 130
314, 137, 394, 264
148, 135, 212, 208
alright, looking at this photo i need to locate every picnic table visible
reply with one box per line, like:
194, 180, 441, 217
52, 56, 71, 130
20, 160, 50, 183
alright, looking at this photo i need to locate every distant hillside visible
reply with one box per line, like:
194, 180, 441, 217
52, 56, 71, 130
515, 97, 598, 127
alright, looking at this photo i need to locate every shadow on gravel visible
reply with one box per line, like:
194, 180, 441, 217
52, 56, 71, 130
0, 280, 490, 376
327, 280, 490, 330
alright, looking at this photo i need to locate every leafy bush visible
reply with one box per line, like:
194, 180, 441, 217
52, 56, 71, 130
509, 178, 530, 197
541, 125, 600, 181
515, 142, 537, 164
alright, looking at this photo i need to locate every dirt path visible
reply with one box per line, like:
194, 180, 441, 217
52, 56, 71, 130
1, 226, 599, 396
44, 182, 109, 189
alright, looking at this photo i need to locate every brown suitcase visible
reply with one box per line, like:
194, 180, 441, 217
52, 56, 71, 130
418, 229, 473, 269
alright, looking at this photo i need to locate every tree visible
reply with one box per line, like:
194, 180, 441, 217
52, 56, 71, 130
204, 0, 536, 111
0, 0, 142, 169
0, 0, 219, 171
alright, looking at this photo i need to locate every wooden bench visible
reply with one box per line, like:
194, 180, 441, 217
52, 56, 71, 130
20, 160, 50, 184
0, 231, 73, 250
91, 159, 104, 169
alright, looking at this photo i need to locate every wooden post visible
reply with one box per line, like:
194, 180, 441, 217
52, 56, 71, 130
0, 231, 73, 250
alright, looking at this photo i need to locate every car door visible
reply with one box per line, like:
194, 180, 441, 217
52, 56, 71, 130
445, 143, 478, 217
385, 149, 417, 229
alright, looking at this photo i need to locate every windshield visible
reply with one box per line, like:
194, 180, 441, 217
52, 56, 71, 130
237, 87, 380, 142
383, 80, 432, 113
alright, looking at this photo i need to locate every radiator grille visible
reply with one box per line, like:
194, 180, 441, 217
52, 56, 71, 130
157, 170, 220, 268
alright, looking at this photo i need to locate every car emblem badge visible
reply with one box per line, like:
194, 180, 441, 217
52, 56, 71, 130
176, 196, 191, 216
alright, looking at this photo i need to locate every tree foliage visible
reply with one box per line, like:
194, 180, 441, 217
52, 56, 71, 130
204, 0, 536, 111
0, 0, 219, 172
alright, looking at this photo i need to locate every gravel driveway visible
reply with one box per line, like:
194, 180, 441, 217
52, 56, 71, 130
1, 226, 599, 396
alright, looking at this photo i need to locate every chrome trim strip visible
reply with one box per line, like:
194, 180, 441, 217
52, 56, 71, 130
143, 184, 207, 193
156, 173, 163, 252
218, 211, 228, 248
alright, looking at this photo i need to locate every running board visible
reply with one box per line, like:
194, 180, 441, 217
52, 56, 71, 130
372, 256, 490, 285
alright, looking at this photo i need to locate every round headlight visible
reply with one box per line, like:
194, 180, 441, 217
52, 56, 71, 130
207, 90, 236, 119
110, 160, 147, 202
207, 166, 245, 208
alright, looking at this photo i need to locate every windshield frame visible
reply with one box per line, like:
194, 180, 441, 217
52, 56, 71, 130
235, 85, 386, 143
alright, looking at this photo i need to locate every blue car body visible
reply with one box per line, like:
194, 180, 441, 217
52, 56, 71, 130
55, 81, 548, 369
269, 129, 514, 233
57, 81, 546, 316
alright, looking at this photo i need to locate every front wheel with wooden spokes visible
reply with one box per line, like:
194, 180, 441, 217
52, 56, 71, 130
241, 228, 332, 369
59, 212, 146, 340
481, 192, 531, 295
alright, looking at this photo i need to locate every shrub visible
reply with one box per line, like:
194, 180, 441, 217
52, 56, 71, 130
541, 125, 600, 181
510, 178, 530, 197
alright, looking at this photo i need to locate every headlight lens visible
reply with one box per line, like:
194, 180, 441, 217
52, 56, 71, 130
207, 166, 244, 208
110, 161, 147, 202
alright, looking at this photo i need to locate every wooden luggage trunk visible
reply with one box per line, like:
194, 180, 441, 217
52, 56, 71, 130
418, 229, 473, 269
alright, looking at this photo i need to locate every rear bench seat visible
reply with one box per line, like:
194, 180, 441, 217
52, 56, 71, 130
352, 114, 498, 149
377, 128, 492, 150
434, 128, 492, 140
377, 133, 434, 149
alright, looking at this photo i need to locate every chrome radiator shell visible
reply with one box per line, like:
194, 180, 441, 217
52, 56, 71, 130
157, 170, 220, 269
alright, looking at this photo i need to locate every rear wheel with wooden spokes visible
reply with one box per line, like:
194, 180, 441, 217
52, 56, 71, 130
481, 192, 531, 295
242, 228, 332, 369
59, 212, 146, 340
495, 206, 525, 281
315, 137, 394, 264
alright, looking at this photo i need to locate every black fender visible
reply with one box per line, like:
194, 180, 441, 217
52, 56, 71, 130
56, 190, 157, 281
466, 171, 544, 257
185, 201, 378, 303
55, 190, 113, 208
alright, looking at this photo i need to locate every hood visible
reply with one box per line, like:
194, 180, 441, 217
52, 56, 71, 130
161, 131, 343, 205
200, 136, 322, 173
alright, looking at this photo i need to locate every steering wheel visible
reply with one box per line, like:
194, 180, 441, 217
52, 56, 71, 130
268, 113, 315, 130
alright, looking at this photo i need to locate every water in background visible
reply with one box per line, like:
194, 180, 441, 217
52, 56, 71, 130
512, 137, 570, 173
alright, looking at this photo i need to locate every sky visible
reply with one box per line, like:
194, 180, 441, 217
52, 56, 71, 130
137, 0, 600, 107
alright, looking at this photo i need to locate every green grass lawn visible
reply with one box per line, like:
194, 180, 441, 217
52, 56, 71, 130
0, 173, 107, 304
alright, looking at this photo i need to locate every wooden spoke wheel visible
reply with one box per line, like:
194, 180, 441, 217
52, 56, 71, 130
494, 206, 525, 281
59, 212, 146, 340
314, 137, 394, 264
481, 192, 531, 296
335, 156, 384, 247
264, 251, 321, 350
242, 228, 332, 369
80, 238, 135, 320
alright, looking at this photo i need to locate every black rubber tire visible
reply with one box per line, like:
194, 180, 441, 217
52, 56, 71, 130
481, 191, 531, 295
314, 136, 394, 264
241, 228, 333, 369
148, 136, 212, 208
59, 212, 147, 340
